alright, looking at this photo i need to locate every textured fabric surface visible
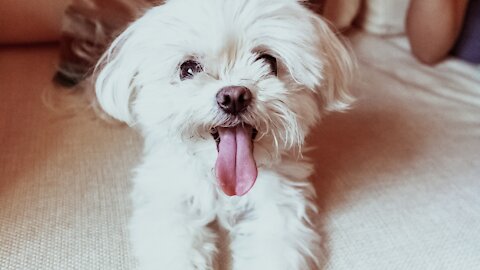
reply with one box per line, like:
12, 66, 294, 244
0, 45, 141, 269
313, 31, 480, 270
1, 31, 480, 270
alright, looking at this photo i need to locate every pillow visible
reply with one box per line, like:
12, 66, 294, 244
356, 0, 411, 35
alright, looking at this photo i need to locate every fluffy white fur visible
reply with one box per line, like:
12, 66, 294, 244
95, 0, 354, 269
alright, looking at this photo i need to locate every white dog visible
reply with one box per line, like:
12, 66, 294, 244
95, 0, 353, 269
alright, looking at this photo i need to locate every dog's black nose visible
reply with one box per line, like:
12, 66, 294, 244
216, 86, 252, 115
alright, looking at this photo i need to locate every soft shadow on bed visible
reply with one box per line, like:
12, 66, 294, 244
307, 108, 421, 268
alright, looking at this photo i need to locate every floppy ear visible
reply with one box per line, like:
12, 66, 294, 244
94, 23, 141, 125
311, 15, 355, 112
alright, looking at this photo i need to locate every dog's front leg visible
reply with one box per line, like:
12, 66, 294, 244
129, 183, 217, 270
223, 172, 321, 270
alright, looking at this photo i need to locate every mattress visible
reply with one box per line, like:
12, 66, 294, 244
1, 31, 479, 269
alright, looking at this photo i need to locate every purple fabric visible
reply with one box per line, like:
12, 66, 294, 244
452, 0, 480, 64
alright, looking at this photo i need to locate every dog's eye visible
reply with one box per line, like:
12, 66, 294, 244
179, 60, 203, 80
256, 54, 277, 76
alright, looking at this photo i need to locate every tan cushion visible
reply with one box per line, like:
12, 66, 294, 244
0, 45, 140, 269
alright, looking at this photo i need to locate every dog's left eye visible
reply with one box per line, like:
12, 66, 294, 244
256, 54, 277, 76
179, 60, 203, 80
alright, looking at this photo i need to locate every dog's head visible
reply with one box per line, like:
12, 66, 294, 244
95, 0, 354, 196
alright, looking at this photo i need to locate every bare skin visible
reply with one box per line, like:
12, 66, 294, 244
406, 0, 469, 64
0, 0, 69, 44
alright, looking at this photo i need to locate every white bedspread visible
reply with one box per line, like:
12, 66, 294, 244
310, 31, 480, 269
1, 31, 479, 270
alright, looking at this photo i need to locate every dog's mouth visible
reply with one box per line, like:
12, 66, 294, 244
210, 126, 258, 148
210, 125, 258, 196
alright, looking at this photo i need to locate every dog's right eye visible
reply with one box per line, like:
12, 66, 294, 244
256, 54, 277, 76
179, 60, 203, 80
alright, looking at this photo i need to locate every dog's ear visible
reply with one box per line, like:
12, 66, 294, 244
95, 23, 141, 125
311, 15, 355, 112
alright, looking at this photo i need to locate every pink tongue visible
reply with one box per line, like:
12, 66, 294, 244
215, 126, 258, 196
